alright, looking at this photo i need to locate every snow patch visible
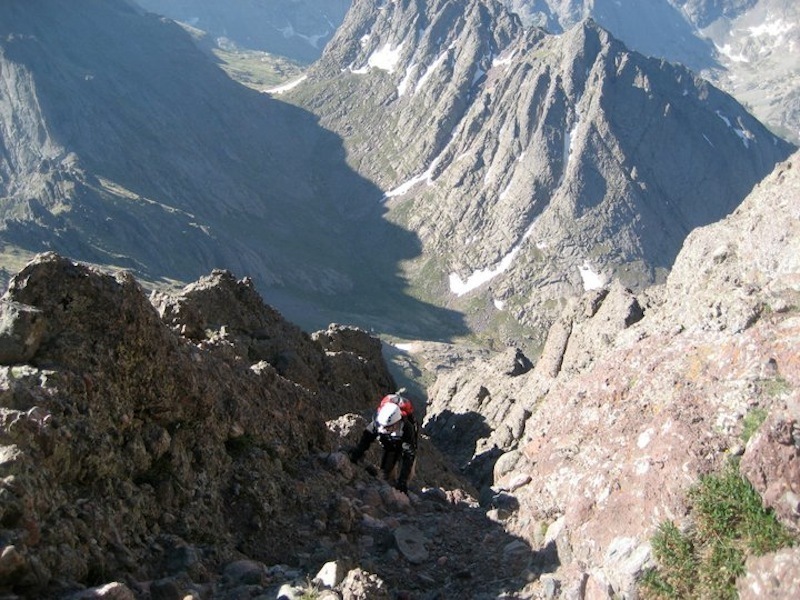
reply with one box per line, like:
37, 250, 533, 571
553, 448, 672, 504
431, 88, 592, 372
414, 49, 449, 94
264, 75, 307, 95
492, 49, 517, 67
579, 263, 606, 291
716, 111, 753, 148
734, 128, 752, 148
561, 118, 581, 185
384, 126, 460, 199
715, 43, 749, 63
393, 342, 421, 353
397, 63, 417, 96
384, 157, 441, 199
449, 221, 539, 296
472, 66, 486, 87
499, 181, 512, 201
493, 298, 506, 310
748, 18, 794, 39
350, 41, 405, 74
449, 249, 520, 296
349, 63, 370, 75
368, 41, 405, 72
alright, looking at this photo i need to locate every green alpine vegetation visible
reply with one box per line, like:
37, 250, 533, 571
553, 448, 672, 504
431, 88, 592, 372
641, 460, 798, 599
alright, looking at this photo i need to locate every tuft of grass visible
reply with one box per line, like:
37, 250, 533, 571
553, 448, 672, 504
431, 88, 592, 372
298, 577, 321, 599
641, 460, 797, 599
740, 408, 768, 443
759, 376, 792, 398
641, 521, 696, 598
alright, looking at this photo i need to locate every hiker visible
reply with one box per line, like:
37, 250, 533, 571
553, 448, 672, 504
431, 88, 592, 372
349, 390, 418, 493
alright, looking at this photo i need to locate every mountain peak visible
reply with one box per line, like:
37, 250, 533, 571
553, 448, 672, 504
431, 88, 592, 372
292, 0, 794, 346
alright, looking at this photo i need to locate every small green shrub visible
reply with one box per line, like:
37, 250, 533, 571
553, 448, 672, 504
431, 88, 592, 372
298, 577, 321, 599
760, 376, 792, 398
740, 408, 768, 443
641, 521, 696, 598
641, 460, 797, 599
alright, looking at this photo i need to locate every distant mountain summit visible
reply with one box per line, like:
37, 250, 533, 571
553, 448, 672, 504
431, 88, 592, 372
287, 0, 794, 347
506, 0, 800, 144
133, 1, 798, 143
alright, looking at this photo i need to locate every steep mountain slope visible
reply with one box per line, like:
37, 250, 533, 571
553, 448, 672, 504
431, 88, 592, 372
419, 150, 800, 597
0, 0, 466, 338
132, 0, 351, 63
506, 0, 800, 144
288, 0, 794, 350
0, 252, 483, 598
2, 155, 793, 599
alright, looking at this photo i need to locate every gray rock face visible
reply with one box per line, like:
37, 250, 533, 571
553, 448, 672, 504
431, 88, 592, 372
505, 0, 800, 145
295, 0, 794, 347
0, 1, 365, 316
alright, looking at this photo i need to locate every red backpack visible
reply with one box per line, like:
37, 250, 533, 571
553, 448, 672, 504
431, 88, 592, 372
378, 390, 414, 421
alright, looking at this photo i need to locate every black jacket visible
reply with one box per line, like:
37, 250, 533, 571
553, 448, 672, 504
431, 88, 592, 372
350, 414, 418, 488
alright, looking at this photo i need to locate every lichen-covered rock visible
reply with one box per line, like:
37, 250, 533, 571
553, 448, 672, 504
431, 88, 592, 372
740, 401, 800, 535
737, 547, 800, 600
339, 568, 390, 600
0, 301, 46, 365
420, 153, 800, 596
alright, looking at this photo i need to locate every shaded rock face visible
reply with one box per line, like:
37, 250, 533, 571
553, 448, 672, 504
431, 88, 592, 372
421, 152, 800, 596
0, 0, 417, 336
294, 0, 795, 347
0, 253, 400, 596
132, 0, 351, 63
152, 270, 394, 416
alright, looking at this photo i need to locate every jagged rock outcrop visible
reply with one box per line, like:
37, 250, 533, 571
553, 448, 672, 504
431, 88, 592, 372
151, 270, 394, 416
420, 152, 800, 596
291, 0, 795, 348
0, 254, 382, 595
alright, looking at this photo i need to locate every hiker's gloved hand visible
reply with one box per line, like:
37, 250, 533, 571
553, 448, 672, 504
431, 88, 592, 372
395, 481, 408, 494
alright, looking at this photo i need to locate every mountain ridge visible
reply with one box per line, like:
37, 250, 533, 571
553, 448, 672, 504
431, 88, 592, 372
0, 0, 795, 350
288, 0, 794, 348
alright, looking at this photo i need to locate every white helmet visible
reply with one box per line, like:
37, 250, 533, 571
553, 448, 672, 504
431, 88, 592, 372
376, 402, 402, 432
